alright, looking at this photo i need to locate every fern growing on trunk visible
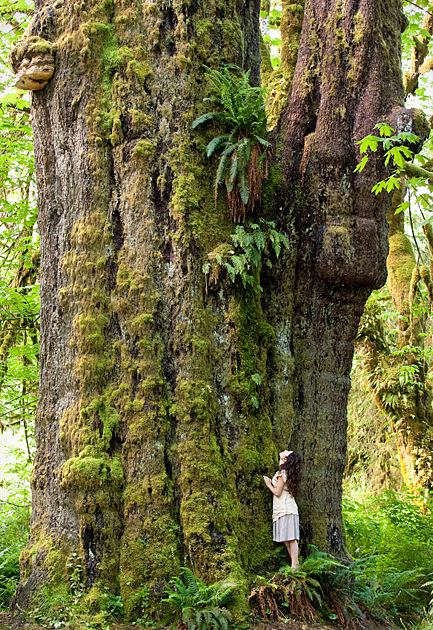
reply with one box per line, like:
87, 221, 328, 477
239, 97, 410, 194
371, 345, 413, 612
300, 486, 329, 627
193, 65, 271, 223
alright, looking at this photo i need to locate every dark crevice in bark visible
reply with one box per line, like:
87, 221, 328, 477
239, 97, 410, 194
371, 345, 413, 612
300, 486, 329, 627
108, 431, 123, 456
131, 367, 140, 400
93, 411, 103, 438
163, 447, 173, 481
151, 163, 173, 232
163, 344, 177, 392
328, 524, 345, 553
83, 525, 99, 588
160, 6, 178, 35
159, 6, 178, 56
107, 206, 124, 292
111, 206, 125, 252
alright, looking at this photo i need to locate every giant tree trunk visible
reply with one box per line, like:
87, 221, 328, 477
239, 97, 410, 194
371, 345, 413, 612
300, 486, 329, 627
11, 0, 417, 616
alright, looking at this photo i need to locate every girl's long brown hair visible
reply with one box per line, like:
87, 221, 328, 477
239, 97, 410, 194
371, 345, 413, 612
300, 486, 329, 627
279, 451, 303, 497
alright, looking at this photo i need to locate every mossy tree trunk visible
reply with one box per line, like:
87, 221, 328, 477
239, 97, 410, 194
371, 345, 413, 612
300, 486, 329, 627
356, 191, 433, 492
12, 0, 422, 617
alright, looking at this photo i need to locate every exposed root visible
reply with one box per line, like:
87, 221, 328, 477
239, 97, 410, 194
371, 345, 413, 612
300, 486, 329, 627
248, 584, 283, 620
273, 573, 317, 622
249, 573, 319, 623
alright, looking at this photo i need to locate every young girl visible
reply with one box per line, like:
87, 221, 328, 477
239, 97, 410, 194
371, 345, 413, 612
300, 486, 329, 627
263, 450, 303, 568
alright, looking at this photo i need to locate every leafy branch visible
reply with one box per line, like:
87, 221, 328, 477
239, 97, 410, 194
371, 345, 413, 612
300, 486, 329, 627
355, 122, 421, 193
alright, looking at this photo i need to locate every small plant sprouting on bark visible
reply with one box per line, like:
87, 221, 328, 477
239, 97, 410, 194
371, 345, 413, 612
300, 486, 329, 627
202, 220, 290, 294
192, 65, 271, 223
162, 567, 236, 630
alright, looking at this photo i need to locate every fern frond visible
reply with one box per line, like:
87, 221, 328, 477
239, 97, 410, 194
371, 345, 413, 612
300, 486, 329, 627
237, 168, 249, 205
192, 112, 219, 128
215, 154, 230, 186
206, 135, 229, 157
226, 152, 239, 192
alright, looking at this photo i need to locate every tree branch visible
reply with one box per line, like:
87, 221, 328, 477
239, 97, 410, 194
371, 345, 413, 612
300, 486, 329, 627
0, 498, 31, 508
401, 161, 433, 183
404, 3, 433, 96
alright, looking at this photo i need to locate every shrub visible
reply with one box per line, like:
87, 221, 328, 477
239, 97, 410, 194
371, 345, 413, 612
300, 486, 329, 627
343, 488, 433, 616
249, 540, 431, 628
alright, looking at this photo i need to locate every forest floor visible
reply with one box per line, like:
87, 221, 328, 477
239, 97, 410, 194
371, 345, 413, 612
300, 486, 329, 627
0, 611, 393, 630
0, 612, 341, 629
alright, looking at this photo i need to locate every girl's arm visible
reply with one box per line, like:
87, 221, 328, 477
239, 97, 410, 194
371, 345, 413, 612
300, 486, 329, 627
263, 475, 285, 498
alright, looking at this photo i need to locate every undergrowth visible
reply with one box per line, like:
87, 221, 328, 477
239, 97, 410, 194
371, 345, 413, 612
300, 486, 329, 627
3, 484, 433, 629
163, 567, 236, 630
249, 490, 433, 628
0, 505, 29, 610
249, 544, 427, 628
343, 488, 433, 624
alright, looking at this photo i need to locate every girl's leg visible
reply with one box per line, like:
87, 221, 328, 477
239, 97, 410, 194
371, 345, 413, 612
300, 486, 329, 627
283, 541, 291, 562
288, 540, 299, 568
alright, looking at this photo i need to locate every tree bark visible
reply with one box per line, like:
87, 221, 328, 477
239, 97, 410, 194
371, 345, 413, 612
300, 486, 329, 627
11, 0, 421, 617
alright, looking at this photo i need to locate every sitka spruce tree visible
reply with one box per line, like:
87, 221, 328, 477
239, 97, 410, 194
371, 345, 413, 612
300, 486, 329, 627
9, 0, 429, 618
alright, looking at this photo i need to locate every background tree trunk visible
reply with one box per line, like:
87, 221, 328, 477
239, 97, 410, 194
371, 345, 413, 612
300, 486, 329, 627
356, 189, 433, 492
11, 0, 422, 617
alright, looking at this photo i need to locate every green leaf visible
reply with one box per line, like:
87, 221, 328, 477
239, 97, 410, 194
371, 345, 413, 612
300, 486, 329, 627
238, 168, 249, 204
358, 136, 379, 153
354, 155, 369, 173
254, 229, 266, 251
395, 200, 410, 215
250, 396, 259, 409
215, 154, 229, 185
377, 123, 395, 137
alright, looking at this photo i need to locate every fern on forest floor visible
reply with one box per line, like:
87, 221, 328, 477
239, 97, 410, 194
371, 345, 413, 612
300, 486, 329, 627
249, 544, 431, 629
162, 567, 236, 630
344, 489, 433, 619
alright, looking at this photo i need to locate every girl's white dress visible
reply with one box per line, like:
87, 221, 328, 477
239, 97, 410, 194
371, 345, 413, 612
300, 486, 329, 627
271, 469, 300, 542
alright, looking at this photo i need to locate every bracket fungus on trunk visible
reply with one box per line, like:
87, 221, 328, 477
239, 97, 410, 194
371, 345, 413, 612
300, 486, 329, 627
9, 36, 55, 91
